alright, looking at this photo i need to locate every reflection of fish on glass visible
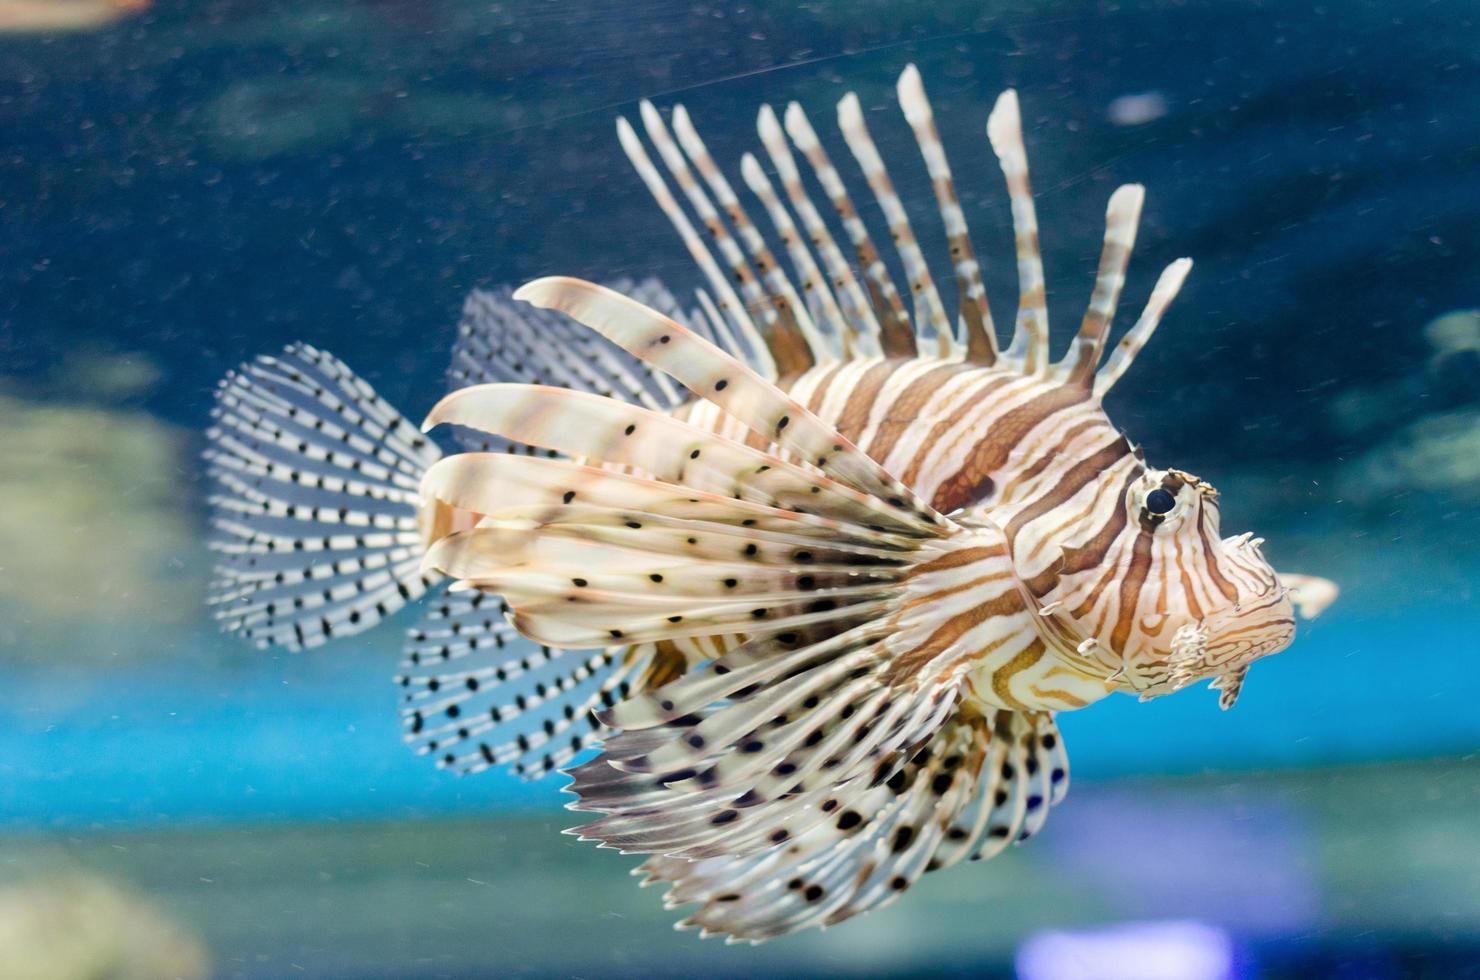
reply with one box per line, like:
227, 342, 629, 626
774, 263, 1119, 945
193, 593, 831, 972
0, 0, 147, 33
203, 65, 1340, 941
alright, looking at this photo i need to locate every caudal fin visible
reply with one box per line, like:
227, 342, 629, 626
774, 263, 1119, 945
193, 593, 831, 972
204, 342, 443, 650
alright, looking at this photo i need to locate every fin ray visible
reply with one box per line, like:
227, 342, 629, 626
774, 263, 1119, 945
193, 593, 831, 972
399, 588, 645, 777
1093, 258, 1193, 397
617, 114, 777, 379
836, 91, 955, 357
783, 101, 918, 357
896, 64, 999, 363
754, 104, 884, 358
1061, 184, 1145, 385
510, 276, 942, 529
635, 708, 1070, 942
670, 105, 828, 370
986, 91, 1050, 375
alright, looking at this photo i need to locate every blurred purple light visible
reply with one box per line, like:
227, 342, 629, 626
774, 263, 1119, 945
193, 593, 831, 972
1039, 787, 1320, 935
1016, 920, 1235, 980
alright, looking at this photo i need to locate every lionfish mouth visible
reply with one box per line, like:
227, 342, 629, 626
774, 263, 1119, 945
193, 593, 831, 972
1123, 606, 1292, 702
1203, 574, 1298, 671
1110, 532, 1296, 700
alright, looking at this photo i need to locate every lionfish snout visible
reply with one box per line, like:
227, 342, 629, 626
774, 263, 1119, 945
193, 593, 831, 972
1204, 533, 1298, 668
1205, 590, 1297, 665
1126, 586, 1293, 702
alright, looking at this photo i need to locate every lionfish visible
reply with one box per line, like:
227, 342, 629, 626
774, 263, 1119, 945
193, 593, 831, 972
205, 65, 1339, 942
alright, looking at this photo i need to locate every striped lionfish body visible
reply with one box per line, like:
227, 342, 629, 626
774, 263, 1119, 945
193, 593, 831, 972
205, 65, 1338, 942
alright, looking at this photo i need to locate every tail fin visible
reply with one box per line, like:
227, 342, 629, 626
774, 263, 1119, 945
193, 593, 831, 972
204, 342, 443, 650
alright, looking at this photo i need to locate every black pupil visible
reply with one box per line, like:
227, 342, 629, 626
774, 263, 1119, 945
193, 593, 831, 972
1146, 488, 1177, 514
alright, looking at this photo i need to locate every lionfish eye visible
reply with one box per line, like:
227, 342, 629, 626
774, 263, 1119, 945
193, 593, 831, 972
1146, 488, 1177, 515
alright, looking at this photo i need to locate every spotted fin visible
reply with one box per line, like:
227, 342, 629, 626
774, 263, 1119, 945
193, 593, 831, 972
417, 454, 914, 650
398, 587, 649, 778
402, 277, 698, 773
423, 383, 927, 536
204, 343, 442, 650
632, 709, 1069, 943
510, 276, 943, 531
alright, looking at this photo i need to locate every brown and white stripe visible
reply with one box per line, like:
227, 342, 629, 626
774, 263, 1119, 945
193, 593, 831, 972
601, 63, 1298, 710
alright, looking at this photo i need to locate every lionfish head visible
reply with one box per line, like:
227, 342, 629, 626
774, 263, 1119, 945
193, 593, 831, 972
1052, 467, 1296, 708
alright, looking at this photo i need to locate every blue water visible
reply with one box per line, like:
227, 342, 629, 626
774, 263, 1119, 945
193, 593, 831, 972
1, 0, 1477, 830
2, 4, 1479, 975
5, 593, 1475, 830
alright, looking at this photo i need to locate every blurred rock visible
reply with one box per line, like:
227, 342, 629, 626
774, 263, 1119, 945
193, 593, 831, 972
0, 382, 199, 653
0, 870, 209, 980
1338, 406, 1480, 505
1327, 308, 1480, 450
1328, 310, 1480, 507
1423, 308, 1480, 360
53, 346, 164, 402
208, 73, 374, 160
205, 69, 539, 161
1424, 309, 1480, 409
1326, 378, 1416, 442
